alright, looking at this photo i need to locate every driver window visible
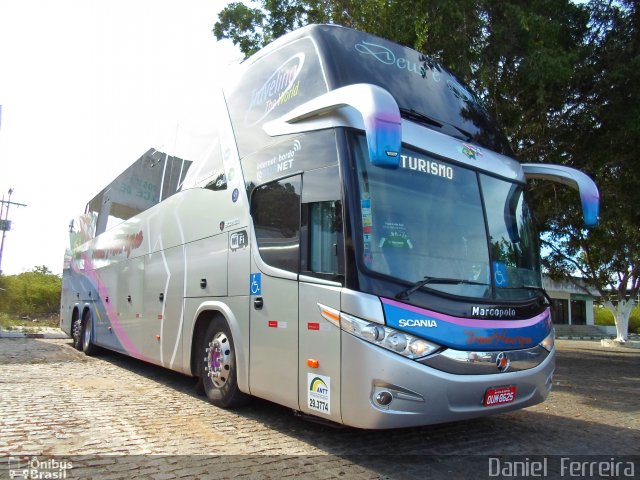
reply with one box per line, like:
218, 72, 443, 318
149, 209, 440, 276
250, 175, 301, 273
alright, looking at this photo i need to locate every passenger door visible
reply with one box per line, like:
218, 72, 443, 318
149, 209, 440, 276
249, 175, 301, 409
297, 166, 344, 423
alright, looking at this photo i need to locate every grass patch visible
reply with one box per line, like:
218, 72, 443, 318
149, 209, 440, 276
0, 312, 60, 330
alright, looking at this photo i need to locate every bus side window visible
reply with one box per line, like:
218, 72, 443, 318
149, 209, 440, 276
250, 175, 301, 273
301, 201, 343, 278
300, 166, 344, 281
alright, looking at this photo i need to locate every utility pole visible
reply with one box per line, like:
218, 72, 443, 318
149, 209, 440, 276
0, 188, 28, 274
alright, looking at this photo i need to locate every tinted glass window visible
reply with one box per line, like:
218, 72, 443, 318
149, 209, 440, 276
225, 38, 328, 159
307, 201, 342, 275
87, 149, 192, 235
552, 299, 569, 324
351, 133, 541, 300
181, 132, 226, 190
242, 130, 339, 197
320, 26, 512, 155
352, 135, 490, 298
251, 175, 301, 272
571, 299, 586, 325
481, 175, 542, 299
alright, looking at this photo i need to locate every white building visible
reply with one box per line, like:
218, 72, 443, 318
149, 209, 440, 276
543, 275, 600, 326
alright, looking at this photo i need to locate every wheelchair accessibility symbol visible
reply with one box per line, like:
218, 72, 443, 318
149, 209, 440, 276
250, 273, 262, 295
493, 261, 507, 287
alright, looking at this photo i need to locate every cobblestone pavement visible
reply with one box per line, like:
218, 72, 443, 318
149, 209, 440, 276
0, 338, 638, 479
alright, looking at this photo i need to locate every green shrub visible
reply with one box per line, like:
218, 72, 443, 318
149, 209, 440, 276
593, 305, 640, 333
631, 306, 640, 334
593, 306, 615, 326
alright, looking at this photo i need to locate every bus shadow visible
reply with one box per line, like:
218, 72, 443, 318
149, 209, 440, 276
82, 343, 640, 469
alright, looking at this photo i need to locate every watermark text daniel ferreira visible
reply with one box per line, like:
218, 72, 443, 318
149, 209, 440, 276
489, 457, 635, 478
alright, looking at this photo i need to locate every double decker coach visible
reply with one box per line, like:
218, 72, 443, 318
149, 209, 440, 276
60, 24, 599, 429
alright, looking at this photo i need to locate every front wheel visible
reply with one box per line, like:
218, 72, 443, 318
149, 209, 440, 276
201, 319, 250, 408
81, 310, 98, 356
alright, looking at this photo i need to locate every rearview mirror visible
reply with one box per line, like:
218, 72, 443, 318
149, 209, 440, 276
522, 164, 600, 226
263, 83, 401, 168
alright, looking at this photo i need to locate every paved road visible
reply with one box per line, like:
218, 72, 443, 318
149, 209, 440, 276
1, 338, 638, 479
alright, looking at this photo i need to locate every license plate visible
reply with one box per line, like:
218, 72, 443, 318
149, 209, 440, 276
483, 385, 516, 407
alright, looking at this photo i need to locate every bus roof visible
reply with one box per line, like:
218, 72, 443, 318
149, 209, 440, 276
224, 24, 513, 160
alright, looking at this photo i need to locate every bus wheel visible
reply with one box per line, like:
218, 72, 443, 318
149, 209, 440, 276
201, 320, 249, 408
81, 310, 97, 356
72, 313, 83, 350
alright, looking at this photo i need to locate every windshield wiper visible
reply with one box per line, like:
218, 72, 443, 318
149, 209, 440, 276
499, 285, 552, 306
395, 276, 488, 300
399, 108, 474, 142
399, 108, 443, 128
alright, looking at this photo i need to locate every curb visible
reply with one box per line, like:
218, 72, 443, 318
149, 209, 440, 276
601, 338, 640, 350
556, 336, 609, 341
0, 328, 69, 339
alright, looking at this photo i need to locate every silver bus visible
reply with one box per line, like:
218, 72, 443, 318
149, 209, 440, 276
60, 24, 599, 429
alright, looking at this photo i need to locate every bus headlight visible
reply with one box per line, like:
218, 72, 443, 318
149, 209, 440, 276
409, 338, 433, 356
340, 312, 440, 359
540, 329, 555, 352
361, 323, 385, 342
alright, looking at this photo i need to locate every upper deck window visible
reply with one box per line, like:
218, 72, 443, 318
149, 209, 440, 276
317, 26, 512, 156
225, 38, 329, 159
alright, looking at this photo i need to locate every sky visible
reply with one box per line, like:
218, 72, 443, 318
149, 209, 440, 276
0, 0, 243, 275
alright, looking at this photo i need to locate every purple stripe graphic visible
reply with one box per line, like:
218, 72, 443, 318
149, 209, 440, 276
381, 297, 550, 328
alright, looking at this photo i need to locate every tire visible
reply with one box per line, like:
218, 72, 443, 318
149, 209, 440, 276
200, 319, 250, 408
81, 310, 98, 356
72, 312, 83, 350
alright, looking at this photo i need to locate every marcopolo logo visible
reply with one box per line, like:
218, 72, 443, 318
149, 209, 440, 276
471, 306, 516, 318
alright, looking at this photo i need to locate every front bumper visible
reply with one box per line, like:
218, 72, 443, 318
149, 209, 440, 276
340, 331, 555, 429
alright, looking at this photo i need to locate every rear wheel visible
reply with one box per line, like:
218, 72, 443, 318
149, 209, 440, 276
201, 319, 249, 408
81, 310, 98, 356
72, 311, 82, 350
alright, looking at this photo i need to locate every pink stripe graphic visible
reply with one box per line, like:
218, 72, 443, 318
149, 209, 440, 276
80, 255, 148, 361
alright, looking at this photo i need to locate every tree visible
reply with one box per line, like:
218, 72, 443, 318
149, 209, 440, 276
537, 0, 640, 342
213, 0, 640, 341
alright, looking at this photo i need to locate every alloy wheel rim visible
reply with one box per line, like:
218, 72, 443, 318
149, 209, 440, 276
205, 332, 231, 388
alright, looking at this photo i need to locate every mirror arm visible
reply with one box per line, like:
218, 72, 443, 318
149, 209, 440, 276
522, 164, 600, 226
263, 83, 401, 168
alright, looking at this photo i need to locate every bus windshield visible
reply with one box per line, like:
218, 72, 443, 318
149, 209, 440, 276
352, 135, 541, 300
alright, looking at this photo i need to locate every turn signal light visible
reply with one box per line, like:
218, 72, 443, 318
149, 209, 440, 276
307, 359, 319, 368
